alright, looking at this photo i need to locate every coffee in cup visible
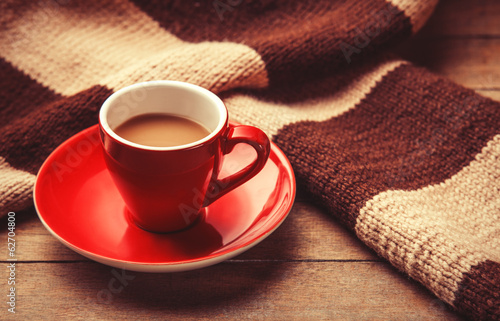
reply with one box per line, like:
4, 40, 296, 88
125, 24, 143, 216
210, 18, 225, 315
99, 80, 270, 233
114, 113, 210, 148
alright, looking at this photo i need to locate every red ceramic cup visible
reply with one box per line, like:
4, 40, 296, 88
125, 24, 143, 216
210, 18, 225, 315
99, 81, 270, 233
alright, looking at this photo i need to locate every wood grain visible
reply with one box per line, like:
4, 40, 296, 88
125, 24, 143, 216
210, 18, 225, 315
395, 0, 500, 110
0, 201, 379, 262
396, 38, 500, 89
415, 0, 500, 36
1, 262, 462, 320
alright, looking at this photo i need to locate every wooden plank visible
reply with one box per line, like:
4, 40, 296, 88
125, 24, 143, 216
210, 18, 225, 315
394, 0, 500, 90
239, 201, 379, 261
418, 0, 500, 37
1, 201, 379, 262
2, 261, 464, 320
395, 39, 500, 89
1, 208, 85, 262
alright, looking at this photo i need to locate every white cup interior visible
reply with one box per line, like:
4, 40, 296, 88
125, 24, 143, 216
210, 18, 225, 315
100, 81, 227, 150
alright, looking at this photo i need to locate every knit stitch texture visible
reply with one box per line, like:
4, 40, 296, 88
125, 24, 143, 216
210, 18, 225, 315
0, 0, 498, 319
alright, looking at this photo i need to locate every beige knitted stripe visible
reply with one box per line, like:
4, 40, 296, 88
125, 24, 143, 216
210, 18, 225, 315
386, 0, 438, 33
356, 135, 500, 306
224, 59, 406, 137
0, 0, 268, 95
0, 157, 37, 215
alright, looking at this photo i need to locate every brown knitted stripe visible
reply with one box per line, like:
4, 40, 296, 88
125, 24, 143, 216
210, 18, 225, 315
132, 0, 412, 86
0, 58, 61, 128
0, 85, 112, 174
454, 260, 500, 320
273, 63, 500, 230
223, 58, 405, 137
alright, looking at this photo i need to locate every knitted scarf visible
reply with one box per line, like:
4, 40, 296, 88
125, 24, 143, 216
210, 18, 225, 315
1, 1, 499, 319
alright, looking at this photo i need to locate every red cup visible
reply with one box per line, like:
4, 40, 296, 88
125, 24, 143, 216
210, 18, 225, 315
99, 81, 270, 233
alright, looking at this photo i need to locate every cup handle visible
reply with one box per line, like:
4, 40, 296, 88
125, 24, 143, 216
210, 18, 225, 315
203, 125, 271, 207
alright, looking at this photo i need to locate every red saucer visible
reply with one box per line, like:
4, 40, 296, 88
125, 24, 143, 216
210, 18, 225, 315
34, 125, 295, 272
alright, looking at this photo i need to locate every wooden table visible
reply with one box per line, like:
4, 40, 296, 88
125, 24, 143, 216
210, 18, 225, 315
2, 0, 498, 319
